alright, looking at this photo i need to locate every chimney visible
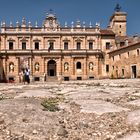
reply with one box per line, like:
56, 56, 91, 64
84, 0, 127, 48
133, 33, 139, 43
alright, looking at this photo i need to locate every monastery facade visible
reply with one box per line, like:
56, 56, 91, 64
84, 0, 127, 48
0, 5, 140, 82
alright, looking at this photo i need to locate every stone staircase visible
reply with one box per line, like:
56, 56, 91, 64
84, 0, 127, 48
45, 76, 58, 82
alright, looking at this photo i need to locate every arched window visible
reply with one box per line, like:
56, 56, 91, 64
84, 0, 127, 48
34, 62, 40, 72
76, 62, 81, 69
9, 62, 14, 72
64, 62, 69, 71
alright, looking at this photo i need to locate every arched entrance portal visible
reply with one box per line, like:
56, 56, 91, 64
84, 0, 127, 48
47, 60, 56, 76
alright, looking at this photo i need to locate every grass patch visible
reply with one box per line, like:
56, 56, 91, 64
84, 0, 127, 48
41, 97, 63, 112
0, 94, 6, 100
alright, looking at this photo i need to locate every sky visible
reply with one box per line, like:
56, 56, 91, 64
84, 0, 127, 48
0, 0, 140, 36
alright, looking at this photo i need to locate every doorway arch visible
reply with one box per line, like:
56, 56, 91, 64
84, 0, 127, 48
47, 60, 56, 76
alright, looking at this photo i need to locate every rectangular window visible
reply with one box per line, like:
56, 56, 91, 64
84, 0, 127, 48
106, 65, 109, 72
112, 66, 114, 70
106, 42, 110, 50
137, 49, 139, 56
35, 42, 39, 50
64, 77, 69, 81
122, 69, 124, 77
49, 42, 54, 50
89, 42, 93, 50
64, 42, 68, 50
112, 56, 114, 61
34, 77, 40, 81
22, 42, 26, 50
128, 52, 129, 57
9, 42, 13, 50
77, 77, 82, 80
77, 42, 81, 50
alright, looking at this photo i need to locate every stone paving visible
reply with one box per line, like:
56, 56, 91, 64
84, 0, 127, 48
0, 79, 140, 139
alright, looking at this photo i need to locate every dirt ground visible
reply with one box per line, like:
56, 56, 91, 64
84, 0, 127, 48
0, 79, 140, 140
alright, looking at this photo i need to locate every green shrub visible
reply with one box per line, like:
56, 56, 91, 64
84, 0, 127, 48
41, 97, 60, 112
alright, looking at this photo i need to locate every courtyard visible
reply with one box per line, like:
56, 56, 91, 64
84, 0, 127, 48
0, 79, 140, 139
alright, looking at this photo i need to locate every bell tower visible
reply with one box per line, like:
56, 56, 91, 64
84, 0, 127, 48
109, 4, 127, 36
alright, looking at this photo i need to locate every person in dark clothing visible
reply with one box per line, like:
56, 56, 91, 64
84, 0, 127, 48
25, 68, 30, 84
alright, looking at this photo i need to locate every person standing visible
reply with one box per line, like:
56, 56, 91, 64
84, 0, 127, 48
25, 68, 30, 84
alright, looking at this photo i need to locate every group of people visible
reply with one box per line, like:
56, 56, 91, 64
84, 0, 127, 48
19, 68, 30, 84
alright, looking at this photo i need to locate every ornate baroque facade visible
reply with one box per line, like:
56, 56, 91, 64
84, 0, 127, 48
0, 6, 140, 82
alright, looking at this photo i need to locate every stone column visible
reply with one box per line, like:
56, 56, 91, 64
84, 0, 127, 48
44, 57, 47, 81
28, 56, 33, 81
2, 58, 7, 81
70, 57, 75, 80
57, 58, 62, 81
83, 57, 88, 80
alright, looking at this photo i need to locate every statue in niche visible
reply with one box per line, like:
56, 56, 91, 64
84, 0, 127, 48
9, 63, 14, 72
64, 62, 69, 71
35, 63, 40, 72
89, 62, 93, 71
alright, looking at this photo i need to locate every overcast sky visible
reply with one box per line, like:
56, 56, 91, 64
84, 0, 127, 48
0, 0, 139, 36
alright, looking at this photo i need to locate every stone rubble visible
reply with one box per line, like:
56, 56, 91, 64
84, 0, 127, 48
0, 79, 139, 139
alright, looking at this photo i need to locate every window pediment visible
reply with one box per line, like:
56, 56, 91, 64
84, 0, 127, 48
75, 37, 83, 42
20, 37, 28, 42
7, 38, 15, 42
87, 37, 95, 42
33, 38, 41, 42
63, 37, 70, 42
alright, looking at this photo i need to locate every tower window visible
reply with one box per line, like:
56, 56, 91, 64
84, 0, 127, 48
106, 42, 110, 50
35, 42, 39, 50
120, 25, 122, 28
77, 42, 81, 50
64, 42, 68, 50
120, 42, 125, 47
89, 42, 93, 50
22, 42, 26, 50
9, 42, 13, 50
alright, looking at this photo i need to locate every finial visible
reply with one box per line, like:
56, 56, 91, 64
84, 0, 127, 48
22, 17, 26, 25
76, 19, 81, 27
83, 21, 85, 27
89, 22, 92, 28
49, 9, 53, 14
16, 21, 20, 27
2, 21, 6, 27
96, 22, 100, 27
35, 21, 38, 27
28, 21, 32, 27
10, 21, 13, 27
65, 22, 68, 28
71, 21, 74, 28
114, 3, 121, 12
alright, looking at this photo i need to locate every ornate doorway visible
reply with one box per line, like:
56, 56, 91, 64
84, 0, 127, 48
47, 60, 56, 76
